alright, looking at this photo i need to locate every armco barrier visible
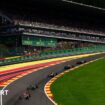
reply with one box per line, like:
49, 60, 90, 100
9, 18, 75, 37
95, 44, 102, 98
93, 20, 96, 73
2, 53, 105, 105
1, 45, 105, 66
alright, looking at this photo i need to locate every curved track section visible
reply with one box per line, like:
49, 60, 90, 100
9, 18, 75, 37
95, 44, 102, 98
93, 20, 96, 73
45, 56, 105, 105
1, 52, 105, 105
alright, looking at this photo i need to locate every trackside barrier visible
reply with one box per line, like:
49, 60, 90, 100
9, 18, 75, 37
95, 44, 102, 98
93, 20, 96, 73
0, 45, 105, 66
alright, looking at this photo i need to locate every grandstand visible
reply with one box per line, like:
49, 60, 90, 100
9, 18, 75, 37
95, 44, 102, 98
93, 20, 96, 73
0, 0, 105, 65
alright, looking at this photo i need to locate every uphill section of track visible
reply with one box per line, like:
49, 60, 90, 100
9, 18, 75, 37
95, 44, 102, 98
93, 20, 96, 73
0, 60, 65, 89
1, 52, 105, 105
0, 53, 98, 89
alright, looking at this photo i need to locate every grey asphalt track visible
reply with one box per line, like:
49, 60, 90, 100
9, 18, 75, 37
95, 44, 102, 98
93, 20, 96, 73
2, 53, 105, 105
14, 78, 54, 105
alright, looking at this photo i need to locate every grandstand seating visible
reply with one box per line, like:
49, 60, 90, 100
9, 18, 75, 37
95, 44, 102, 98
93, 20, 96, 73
14, 19, 105, 36
23, 28, 105, 43
0, 45, 105, 66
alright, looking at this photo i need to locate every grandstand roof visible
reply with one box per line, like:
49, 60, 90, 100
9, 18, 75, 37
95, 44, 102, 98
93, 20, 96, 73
1, 0, 105, 16
69, 0, 105, 9
1, 0, 105, 25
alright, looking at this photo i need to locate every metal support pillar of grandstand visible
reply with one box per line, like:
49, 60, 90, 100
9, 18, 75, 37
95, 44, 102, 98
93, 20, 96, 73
15, 38, 18, 54
0, 12, 13, 24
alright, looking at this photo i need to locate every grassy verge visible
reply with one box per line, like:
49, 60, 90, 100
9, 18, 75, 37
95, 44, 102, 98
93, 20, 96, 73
51, 58, 105, 105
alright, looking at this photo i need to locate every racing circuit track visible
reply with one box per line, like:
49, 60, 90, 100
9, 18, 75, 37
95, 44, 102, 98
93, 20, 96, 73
1, 52, 105, 105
